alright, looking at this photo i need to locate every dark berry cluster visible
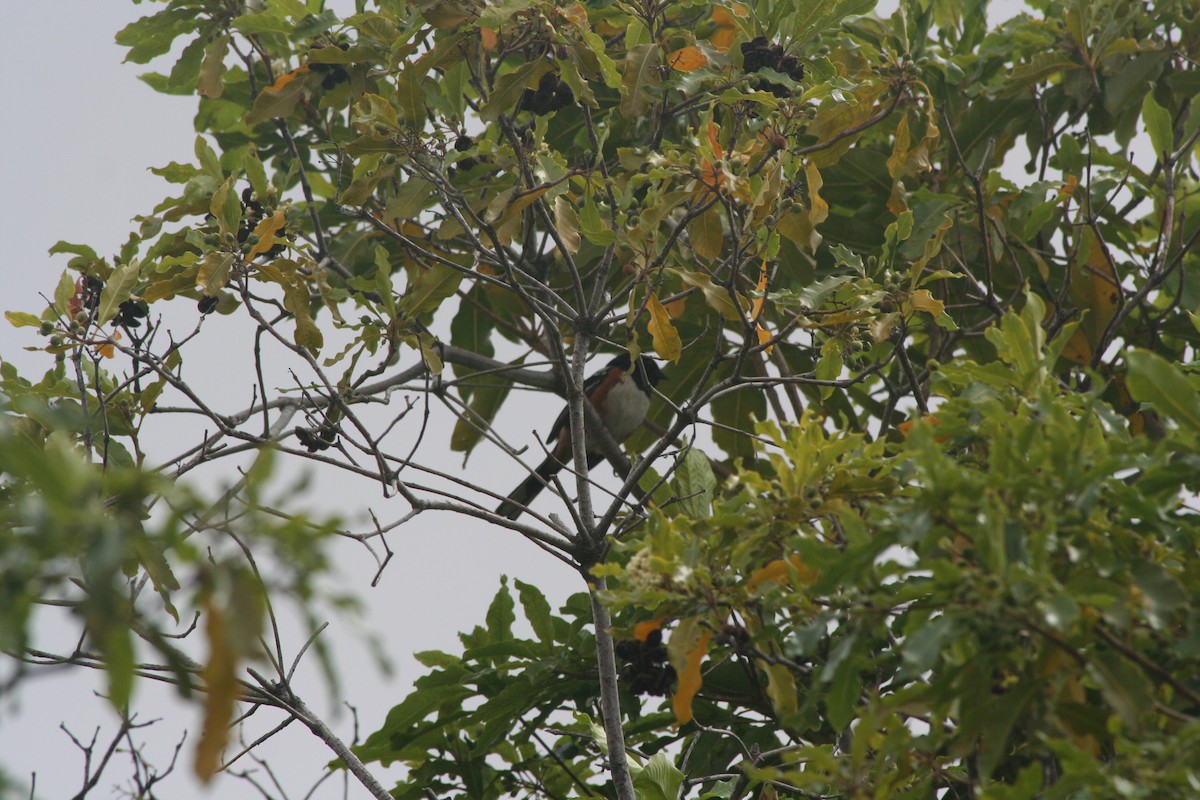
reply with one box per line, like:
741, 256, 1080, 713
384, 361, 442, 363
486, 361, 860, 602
295, 423, 338, 452
615, 630, 676, 697
518, 73, 574, 115
309, 43, 350, 90
238, 187, 288, 258
197, 295, 220, 315
450, 135, 481, 174
740, 36, 805, 97
114, 299, 149, 328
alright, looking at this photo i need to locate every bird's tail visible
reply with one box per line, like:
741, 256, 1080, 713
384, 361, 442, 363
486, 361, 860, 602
496, 456, 562, 520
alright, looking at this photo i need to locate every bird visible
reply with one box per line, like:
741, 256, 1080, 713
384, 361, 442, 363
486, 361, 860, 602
496, 352, 665, 520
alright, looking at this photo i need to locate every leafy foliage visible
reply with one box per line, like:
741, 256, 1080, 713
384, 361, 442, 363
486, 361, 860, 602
3, 0, 1199, 795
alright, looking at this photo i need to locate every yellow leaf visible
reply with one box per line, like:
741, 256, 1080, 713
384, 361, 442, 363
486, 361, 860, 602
688, 203, 723, 261
195, 599, 238, 783
752, 260, 772, 355
672, 628, 712, 726
247, 210, 287, 257
907, 289, 945, 317
762, 661, 798, 719
646, 293, 683, 361
667, 45, 708, 72
489, 186, 552, 245
805, 161, 828, 228
671, 268, 745, 321
197, 252, 235, 296
553, 195, 581, 255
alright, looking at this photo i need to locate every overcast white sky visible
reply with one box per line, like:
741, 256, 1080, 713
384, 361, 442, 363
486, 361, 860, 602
0, 1, 1054, 798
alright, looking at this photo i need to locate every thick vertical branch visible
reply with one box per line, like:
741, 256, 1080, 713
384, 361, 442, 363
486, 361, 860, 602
588, 576, 636, 800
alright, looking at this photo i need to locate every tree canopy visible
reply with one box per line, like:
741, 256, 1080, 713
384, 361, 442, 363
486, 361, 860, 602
3, 0, 1200, 797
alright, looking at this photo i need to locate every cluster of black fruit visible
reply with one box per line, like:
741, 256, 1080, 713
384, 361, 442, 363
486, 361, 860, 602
309, 43, 350, 90
114, 299, 149, 328
451, 134, 481, 175
615, 630, 676, 697
740, 36, 805, 97
198, 295, 220, 315
238, 187, 288, 258
295, 423, 338, 452
518, 73, 574, 115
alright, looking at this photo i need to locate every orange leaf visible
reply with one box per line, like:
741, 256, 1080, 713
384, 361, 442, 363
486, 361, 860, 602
672, 629, 712, 726
1058, 173, 1078, 201
706, 120, 724, 160
264, 65, 310, 94
634, 617, 667, 641
746, 555, 818, 593
710, 7, 736, 51
665, 295, 687, 318
896, 415, 946, 442
480, 28, 498, 51
668, 45, 708, 72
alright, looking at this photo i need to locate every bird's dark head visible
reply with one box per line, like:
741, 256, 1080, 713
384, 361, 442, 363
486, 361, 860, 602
607, 352, 665, 390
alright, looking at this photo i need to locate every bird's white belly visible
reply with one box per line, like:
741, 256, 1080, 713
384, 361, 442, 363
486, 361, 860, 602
593, 376, 650, 443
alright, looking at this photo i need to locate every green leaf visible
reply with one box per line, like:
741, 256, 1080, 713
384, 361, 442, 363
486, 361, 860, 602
5, 311, 43, 329
514, 579, 555, 645
395, 65, 428, 127
1125, 349, 1200, 433
115, 7, 198, 65
688, 203, 723, 261
632, 753, 685, 800
97, 261, 142, 325
671, 269, 744, 321
1141, 94, 1173, 159
580, 31, 622, 88
198, 34, 230, 99
398, 264, 463, 320
788, 0, 876, 42
825, 652, 859, 730
282, 279, 323, 353
450, 377, 511, 457
672, 444, 716, 518
210, 174, 241, 236
231, 10, 293, 35
481, 61, 548, 123
485, 580, 515, 641
246, 68, 313, 126
620, 43, 661, 120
